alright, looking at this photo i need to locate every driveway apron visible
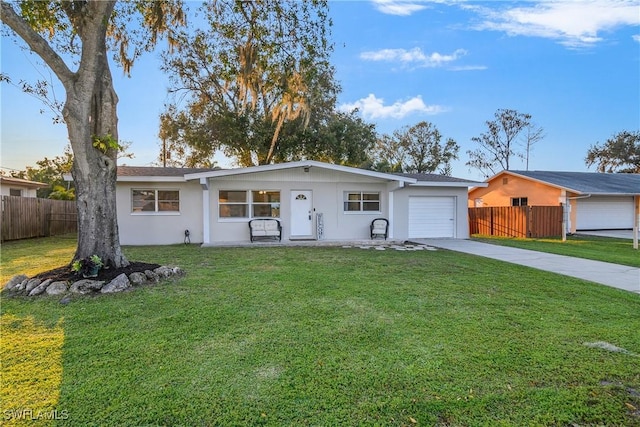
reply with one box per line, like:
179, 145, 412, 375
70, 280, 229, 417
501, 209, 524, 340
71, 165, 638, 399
414, 239, 640, 294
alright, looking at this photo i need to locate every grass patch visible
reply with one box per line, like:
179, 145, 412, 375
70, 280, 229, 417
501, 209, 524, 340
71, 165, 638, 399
1, 315, 65, 426
2, 237, 640, 425
472, 234, 640, 268
0, 234, 77, 284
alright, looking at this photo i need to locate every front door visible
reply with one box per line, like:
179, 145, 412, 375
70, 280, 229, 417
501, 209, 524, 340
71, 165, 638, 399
290, 190, 313, 239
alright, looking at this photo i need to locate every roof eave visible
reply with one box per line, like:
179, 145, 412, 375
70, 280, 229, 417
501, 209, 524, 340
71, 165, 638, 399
584, 192, 640, 196
411, 181, 488, 188
185, 160, 417, 184
117, 176, 187, 183
485, 170, 580, 193
0, 177, 49, 188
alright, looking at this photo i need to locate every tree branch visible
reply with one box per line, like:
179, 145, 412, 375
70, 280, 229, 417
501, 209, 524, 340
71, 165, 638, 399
0, 1, 74, 86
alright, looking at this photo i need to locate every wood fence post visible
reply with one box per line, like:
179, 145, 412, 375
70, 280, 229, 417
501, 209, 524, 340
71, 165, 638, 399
490, 208, 494, 236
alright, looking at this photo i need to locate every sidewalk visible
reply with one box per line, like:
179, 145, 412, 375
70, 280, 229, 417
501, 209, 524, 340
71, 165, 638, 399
415, 239, 640, 294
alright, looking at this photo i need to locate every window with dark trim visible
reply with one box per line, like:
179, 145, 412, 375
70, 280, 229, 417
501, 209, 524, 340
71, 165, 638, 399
9, 189, 22, 197
511, 197, 528, 207
344, 191, 380, 212
219, 190, 280, 218
251, 190, 280, 218
132, 189, 180, 212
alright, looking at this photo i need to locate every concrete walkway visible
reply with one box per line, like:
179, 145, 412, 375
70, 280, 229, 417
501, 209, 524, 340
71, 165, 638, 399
577, 230, 635, 240
415, 239, 640, 294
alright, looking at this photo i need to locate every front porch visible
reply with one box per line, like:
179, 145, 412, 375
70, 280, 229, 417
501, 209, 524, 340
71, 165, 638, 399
200, 239, 438, 251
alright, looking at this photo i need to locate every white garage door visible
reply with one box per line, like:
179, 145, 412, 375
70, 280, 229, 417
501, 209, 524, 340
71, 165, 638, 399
576, 196, 634, 230
408, 196, 456, 238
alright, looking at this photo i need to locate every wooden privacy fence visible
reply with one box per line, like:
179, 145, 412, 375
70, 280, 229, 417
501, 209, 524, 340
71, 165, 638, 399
469, 206, 563, 238
1, 196, 77, 242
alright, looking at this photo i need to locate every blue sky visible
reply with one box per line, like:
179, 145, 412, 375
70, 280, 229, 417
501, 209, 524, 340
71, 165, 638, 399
1, 0, 639, 180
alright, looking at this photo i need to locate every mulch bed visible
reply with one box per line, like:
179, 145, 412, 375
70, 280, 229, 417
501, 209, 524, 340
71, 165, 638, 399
33, 262, 162, 283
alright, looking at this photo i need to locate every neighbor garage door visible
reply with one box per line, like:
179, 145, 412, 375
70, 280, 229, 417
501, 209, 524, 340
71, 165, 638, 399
576, 196, 634, 230
408, 196, 456, 238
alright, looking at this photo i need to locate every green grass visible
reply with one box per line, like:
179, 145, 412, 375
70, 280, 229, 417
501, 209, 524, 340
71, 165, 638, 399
0, 234, 77, 283
2, 236, 640, 426
471, 234, 640, 268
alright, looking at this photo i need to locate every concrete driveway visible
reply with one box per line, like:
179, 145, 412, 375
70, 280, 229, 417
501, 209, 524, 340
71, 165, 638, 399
576, 230, 635, 239
415, 239, 640, 294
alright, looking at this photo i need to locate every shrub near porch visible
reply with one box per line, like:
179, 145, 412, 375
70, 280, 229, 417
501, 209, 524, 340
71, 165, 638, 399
1, 238, 639, 425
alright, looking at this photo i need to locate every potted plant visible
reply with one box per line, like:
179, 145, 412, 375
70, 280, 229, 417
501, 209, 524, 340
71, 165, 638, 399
71, 255, 104, 278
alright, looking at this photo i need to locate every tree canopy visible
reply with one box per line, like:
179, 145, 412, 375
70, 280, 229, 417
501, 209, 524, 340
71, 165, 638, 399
585, 130, 640, 173
8, 146, 74, 199
1, 0, 185, 267
466, 109, 543, 177
274, 109, 377, 167
370, 121, 459, 175
160, 0, 338, 167
7, 142, 135, 199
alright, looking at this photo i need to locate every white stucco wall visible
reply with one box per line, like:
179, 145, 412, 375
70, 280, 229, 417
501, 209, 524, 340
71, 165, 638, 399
0, 185, 39, 197
205, 167, 390, 242
115, 167, 472, 245
116, 181, 204, 245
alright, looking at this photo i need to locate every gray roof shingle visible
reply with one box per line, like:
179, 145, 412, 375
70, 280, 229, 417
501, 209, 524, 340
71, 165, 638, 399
394, 172, 483, 184
116, 166, 483, 185
117, 166, 219, 177
510, 171, 640, 194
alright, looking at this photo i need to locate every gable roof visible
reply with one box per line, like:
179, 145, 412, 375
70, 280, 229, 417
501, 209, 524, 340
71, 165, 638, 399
492, 170, 640, 195
184, 160, 416, 183
118, 166, 217, 177
0, 176, 49, 189
395, 172, 486, 188
113, 162, 485, 187
116, 166, 218, 182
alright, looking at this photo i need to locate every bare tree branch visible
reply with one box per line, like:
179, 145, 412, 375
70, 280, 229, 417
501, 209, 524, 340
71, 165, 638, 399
0, 1, 74, 86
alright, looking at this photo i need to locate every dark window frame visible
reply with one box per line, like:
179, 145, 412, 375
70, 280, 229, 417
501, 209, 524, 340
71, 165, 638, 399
132, 189, 180, 213
343, 191, 381, 213
511, 197, 528, 207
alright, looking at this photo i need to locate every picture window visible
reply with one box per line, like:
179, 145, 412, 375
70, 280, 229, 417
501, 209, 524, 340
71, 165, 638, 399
219, 190, 280, 218
344, 192, 380, 212
132, 189, 179, 212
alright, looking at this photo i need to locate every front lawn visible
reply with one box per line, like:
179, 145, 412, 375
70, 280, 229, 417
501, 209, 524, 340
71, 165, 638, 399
472, 234, 640, 268
2, 237, 639, 426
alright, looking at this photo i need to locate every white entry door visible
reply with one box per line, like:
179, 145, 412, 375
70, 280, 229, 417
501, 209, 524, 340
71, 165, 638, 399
290, 190, 313, 238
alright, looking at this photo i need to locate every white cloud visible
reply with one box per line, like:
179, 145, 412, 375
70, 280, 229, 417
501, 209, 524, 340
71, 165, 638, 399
633, 34, 640, 43
371, 0, 428, 16
476, 1, 640, 47
339, 94, 447, 120
360, 47, 468, 68
370, 0, 461, 15
449, 65, 488, 71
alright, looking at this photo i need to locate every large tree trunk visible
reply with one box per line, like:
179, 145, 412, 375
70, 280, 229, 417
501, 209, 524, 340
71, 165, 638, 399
66, 59, 128, 268
64, 6, 128, 268
0, 0, 149, 269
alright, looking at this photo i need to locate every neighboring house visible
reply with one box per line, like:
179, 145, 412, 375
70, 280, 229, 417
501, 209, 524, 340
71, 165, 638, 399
468, 170, 640, 232
115, 161, 485, 245
0, 176, 49, 197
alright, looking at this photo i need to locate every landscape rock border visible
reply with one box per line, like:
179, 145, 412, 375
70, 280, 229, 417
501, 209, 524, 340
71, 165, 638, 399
3, 266, 185, 300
